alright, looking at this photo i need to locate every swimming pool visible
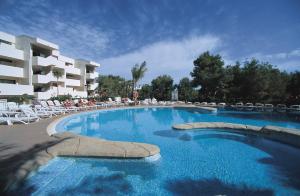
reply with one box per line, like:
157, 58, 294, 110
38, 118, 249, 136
15, 107, 300, 195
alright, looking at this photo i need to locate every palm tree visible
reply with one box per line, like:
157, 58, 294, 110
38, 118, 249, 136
131, 61, 147, 93
52, 69, 64, 96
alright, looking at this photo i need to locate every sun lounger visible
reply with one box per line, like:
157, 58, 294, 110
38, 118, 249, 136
19, 105, 51, 118
53, 100, 78, 112
218, 103, 226, 107
288, 105, 300, 114
264, 104, 274, 112
40, 101, 65, 114
7, 102, 19, 111
245, 103, 254, 111
276, 104, 287, 113
151, 98, 158, 105
0, 111, 27, 125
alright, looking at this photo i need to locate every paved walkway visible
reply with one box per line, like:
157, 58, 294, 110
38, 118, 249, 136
0, 116, 66, 193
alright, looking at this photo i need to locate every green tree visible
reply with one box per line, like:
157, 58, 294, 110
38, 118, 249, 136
191, 51, 225, 101
131, 61, 147, 93
223, 62, 243, 102
151, 75, 173, 101
139, 84, 152, 100
223, 59, 289, 104
286, 71, 300, 104
52, 69, 64, 96
97, 75, 131, 100
178, 77, 193, 102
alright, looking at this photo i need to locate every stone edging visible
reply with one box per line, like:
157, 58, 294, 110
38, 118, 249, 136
46, 105, 216, 159
172, 122, 300, 148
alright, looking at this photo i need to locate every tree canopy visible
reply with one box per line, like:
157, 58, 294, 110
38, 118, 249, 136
151, 75, 173, 101
97, 75, 131, 100
178, 77, 194, 102
190, 52, 298, 104
131, 61, 147, 90
191, 51, 225, 101
96, 52, 299, 104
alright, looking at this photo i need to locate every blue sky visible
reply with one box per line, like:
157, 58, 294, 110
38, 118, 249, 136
0, 0, 300, 83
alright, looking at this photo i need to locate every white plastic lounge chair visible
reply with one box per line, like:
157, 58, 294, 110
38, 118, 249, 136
19, 105, 51, 118
218, 103, 226, 108
288, 105, 300, 114
7, 102, 19, 111
53, 100, 78, 112
235, 102, 244, 111
0, 100, 7, 111
34, 105, 58, 116
47, 100, 69, 113
255, 103, 264, 112
40, 101, 64, 114
151, 98, 158, 105
0, 111, 27, 125
208, 102, 216, 107
264, 104, 274, 112
276, 104, 287, 113
245, 103, 254, 111
141, 99, 149, 105
126, 98, 135, 105
18, 106, 41, 122
158, 101, 166, 105
82, 99, 97, 109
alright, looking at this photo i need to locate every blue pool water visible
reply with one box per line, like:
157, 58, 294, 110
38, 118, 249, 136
15, 107, 300, 195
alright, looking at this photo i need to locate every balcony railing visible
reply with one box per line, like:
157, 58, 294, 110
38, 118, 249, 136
32, 73, 65, 84
65, 78, 81, 87
86, 72, 98, 80
32, 56, 65, 67
65, 66, 80, 75
0, 64, 24, 78
0, 42, 24, 61
0, 83, 33, 95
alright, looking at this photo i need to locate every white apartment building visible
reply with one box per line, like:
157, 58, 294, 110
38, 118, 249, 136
0, 31, 100, 99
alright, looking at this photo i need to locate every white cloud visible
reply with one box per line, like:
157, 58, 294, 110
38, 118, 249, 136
0, 0, 110, 60
100, 35, 221, 83
241, 49, 300, 71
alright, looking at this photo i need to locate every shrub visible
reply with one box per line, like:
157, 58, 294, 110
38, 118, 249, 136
49, 94, 72, 102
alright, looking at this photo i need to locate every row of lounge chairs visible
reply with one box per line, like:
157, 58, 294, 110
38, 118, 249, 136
195, 101, 300, 113
141, 98, 179, 106
230, 102, 300, 113
0, 99, 99, 125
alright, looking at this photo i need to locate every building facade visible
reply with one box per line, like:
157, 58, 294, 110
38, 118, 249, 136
0, 31, 99, 99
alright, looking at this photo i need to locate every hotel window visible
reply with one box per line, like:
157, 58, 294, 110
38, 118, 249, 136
0, 79, 16, 84
0, 39, 12, 45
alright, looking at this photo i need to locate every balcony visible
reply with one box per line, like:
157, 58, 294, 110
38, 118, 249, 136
0, 43, 24, 61
34, 87, 87, 99
65, 78, 81, 87
32, 56, 65, 68
0, 83, 33, 95
35, 38, 59, 50
65, 66, 80, 75
32, 73, 65, 84
88, 83, 98, 91
86, 72, 98, 80
0, 64, 24, 78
